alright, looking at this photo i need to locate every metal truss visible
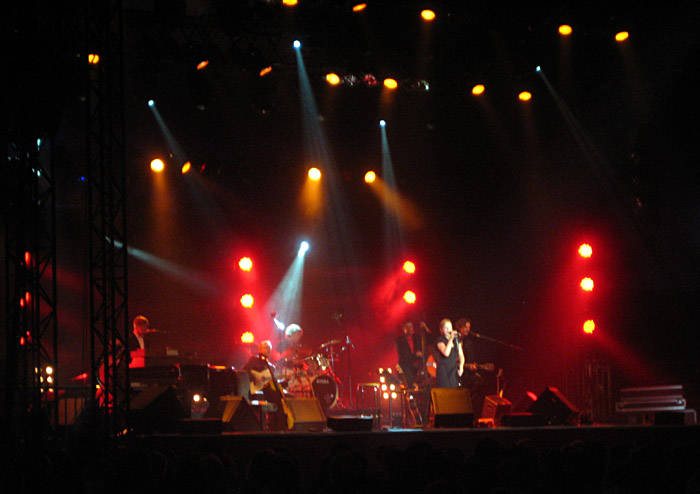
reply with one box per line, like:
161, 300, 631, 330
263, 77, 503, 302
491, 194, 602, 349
84, 0, 130, 436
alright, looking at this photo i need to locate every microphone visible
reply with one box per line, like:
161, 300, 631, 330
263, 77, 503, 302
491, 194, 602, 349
270, 310, 277, 318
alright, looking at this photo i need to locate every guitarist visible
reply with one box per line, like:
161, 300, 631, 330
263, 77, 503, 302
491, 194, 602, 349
245, 340, 277, 395
456, 318, 486, 417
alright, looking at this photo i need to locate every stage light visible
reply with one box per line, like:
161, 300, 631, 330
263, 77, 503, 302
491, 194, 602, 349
363, 74, 378, 86
150, 159, 165, 172
308, 167, 322, 181
559, 24, 573, 36
383, 392, 390, 400
578, 243, 593, 258
391, 392, 398, 399
352, 3, 367, 11
383, 78, 398, 89
193, 394, 202, 403
583, 319, 596, 334
403, 261, 416, 274
379, 119, 386, 127
421, 9, 436, 21
364, 171, 376, 184
615, 31, 629, 42
259, 66, 273, 77
472, 84, 485, 96
24, 251, 31, 265
298, 241, 310, 258
403, 290, 416, 304
197, 60, 209, 70
240, 294, 254, 308
325, 73, 341, 85
148, 100, 155, 107
580, 277, 594, 292
238, 257, 253, 272
283, 0, 298, 5
88, 53, 100, 65
293, 40, 301, 49
518, 91, 532, 101
181, 161, 192, 174
241, 332, 255, 343
535, 66, 542, 72
45, 366, 54, 375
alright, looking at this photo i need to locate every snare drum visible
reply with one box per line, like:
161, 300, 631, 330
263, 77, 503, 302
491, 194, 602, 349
312, 374, 339, 410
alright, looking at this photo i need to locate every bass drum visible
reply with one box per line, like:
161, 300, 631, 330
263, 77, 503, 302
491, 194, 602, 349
311, 374, 339, 410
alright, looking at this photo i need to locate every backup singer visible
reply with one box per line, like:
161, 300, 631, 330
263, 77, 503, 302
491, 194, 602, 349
435, 318, 464, 388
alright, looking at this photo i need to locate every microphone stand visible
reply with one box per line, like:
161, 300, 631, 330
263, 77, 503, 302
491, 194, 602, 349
334, 315, 354, 409
471, 332, 524, 351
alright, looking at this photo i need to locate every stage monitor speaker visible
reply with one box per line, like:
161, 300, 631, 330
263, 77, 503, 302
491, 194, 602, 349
220, 396, 262, 431
528, 386, 579, 425
327, 415, 374, 431
129, 385, 185, 433
481, 395, 512, 425
285, 397, 326, 431
431, 387, 474, 428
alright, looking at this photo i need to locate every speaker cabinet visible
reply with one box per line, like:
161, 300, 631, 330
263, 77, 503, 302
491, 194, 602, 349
481, 395, 512, 425
129, 385, 186, 433
284, 397, 326, 431
431, 387, 474, 428
327, 415, 374, 431
528, 386, 579, 425
220, 396, 262, 431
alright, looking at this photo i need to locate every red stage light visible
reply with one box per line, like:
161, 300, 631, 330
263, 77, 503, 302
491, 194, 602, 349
578, 243, 593, 258
403, 261, 416, 274
583, 319, 595, 334
240, 294, 254, 308
580, 277, 594, 292
238, 257, 253, 272
241, 332, 254, 343
403, 290, 417, 304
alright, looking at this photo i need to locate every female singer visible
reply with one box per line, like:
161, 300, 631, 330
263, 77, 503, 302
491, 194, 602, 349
435, 318, 464, 388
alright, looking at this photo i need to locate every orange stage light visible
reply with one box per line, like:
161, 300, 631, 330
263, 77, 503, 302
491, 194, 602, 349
181, 161, 192, 174
472, 84, 485, 96
241, 331, 255, 343
88, 53, 100, 65
364, 171, 376, 183
352, 3, 367, 12
308, 167, 322, 181
615, 31, 629, 42
518, 91, 532, 101
197, 60, 209, 70
421, 9, 435, 21
326, 73, 341, 85
259, 66, 272, 77
403, 290, 417, 304
558, 25, 573, 36
150, 159, 165, 172
383, 78, 398, 89
282, 0, 297, 5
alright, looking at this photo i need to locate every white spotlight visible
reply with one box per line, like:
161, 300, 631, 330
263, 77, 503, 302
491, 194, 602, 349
379, 120, 386, 127
298, 241, 310, 258
293, 40, 301, 49
535, 66, 542, 72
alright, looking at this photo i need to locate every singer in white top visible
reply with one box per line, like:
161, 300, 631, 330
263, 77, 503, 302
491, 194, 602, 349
434, 318, 465, 388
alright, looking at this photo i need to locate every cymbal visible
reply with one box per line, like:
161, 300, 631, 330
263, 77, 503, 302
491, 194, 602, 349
319, 339, 342, 350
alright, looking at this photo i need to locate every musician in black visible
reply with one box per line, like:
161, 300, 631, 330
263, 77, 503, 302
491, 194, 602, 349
456, 317, 486, 418
435, 318, 464, 388
396, 320, 424, 389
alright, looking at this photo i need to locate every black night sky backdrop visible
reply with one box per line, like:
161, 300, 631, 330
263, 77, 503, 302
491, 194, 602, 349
5, 1, 700, 406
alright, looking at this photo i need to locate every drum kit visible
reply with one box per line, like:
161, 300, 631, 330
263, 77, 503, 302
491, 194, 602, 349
274, 339, 345, 410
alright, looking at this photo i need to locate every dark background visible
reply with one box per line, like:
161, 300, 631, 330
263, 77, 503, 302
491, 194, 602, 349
4, 0, 700, 408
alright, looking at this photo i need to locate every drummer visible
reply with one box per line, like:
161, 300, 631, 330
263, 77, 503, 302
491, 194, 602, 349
276, 323, 312, 369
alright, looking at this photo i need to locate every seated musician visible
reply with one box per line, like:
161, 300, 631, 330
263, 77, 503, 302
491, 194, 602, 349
244, 340, 277, 396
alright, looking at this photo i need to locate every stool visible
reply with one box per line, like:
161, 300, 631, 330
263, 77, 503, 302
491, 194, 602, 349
356, 383, 381, 419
